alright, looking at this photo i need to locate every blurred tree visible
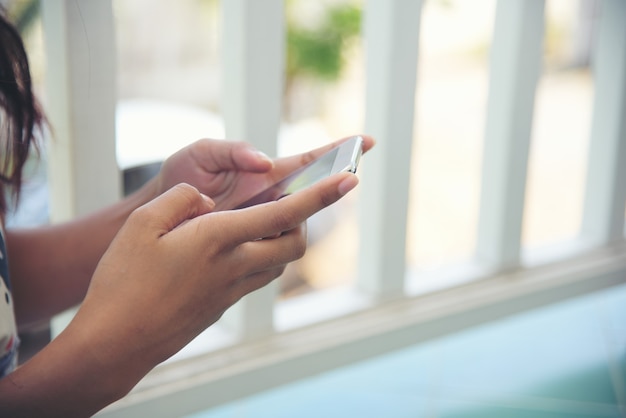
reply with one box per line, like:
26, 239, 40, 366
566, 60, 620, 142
284, 1, 362, 121
11, 0, 363, 123
286, 2, 361, 82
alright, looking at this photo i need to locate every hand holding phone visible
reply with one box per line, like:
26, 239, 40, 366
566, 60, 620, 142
235, 135, 364, 209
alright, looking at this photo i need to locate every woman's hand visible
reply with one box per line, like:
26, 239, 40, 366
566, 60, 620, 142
154, 135, 375, 211
2, 172, 359, 417
68, 170, 358, 400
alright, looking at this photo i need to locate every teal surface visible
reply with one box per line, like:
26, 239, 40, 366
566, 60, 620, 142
188, 284, 626, 418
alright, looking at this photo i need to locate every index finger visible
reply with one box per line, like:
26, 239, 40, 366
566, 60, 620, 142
214, 171, 359, 245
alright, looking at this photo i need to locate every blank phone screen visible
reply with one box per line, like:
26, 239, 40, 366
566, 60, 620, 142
235, 148, 340, 208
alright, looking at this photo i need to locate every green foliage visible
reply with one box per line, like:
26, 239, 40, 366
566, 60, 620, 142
7, 0, 40, 35
286, 3, 362, 83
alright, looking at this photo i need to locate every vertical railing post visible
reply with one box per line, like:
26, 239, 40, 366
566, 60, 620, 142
581, 0, 626, 245
476, 0, 545, 270
358, 0, 424, 299
220, 0, 284, 339
41, 0, 120, 337
221, 0, 284, 155
41, 0, 121, 223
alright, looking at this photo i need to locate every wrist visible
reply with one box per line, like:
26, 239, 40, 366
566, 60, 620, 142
0, 321, 139, 417
130, 174, 161, 207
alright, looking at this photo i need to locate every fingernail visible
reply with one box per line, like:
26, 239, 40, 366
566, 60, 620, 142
201, 193, 216, 208
254, 150, 274, 166
338, 174, 359, 196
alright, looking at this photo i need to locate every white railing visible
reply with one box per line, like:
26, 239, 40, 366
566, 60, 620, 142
42, 0, 120, 222
39, 0, 626, 417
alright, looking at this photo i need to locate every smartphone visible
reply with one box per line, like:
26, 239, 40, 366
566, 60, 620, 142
235, 135, 363, 209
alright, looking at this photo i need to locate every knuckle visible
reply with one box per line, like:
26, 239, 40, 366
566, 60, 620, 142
319, 193, 333, 209
256, 251, 281, 271
319, 188, 339, 208
129, 203, 154, 222
125, 205, 162, 235
270, 207, 299, 232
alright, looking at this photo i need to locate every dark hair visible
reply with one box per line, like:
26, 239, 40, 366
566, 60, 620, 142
0, 9, 44, 216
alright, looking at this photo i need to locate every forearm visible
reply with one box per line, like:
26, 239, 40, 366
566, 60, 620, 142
0, 312, 152, 417
6, 179, 158, 328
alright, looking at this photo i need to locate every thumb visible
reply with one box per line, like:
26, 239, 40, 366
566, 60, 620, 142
140, 183, 216, 235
